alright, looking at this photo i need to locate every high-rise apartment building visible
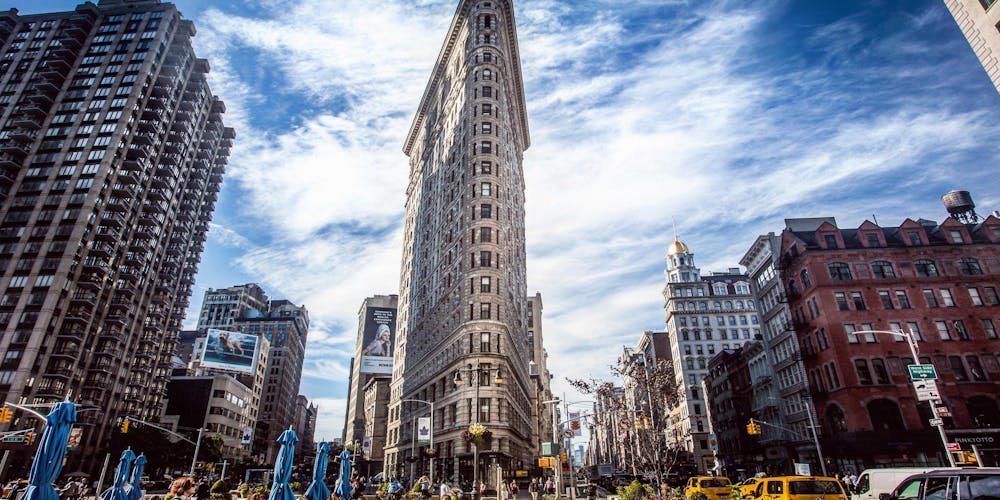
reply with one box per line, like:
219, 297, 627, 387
662, 239, 759, 472
0, 0, 231, 466
526, 293, 553, 460
385, 0, 533, 482
234, 298, 309, 462
344, 294, 397, 448
196, 283, 269, 332
943, 0, 1000, 93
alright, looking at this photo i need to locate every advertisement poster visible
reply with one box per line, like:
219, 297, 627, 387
241, 427, 253, 445
362, 436, 373, 455
201, 329, 260, 374
359, 307, 396, 374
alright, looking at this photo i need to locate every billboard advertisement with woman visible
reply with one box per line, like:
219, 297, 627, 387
201, 328, 260, 374
360, 307, 395, 374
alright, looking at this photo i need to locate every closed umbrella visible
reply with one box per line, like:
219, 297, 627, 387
268, 429, 299, 500
304, 442, 331, 500
22, 402, 77, 500
101, 449, 136, 500
126, 454, 147, 500
334, 449, 353, 500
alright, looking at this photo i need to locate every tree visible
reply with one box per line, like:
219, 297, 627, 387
568, 356, 687, 485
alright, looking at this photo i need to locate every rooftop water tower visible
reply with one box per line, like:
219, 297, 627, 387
941, 190, 980, 224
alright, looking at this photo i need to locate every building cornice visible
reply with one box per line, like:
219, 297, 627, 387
403, 0, 530, 156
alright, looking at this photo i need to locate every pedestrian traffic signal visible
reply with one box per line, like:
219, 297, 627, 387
746, 421, 761, 435
121, 419, 129, 433
0, 407, 12, 423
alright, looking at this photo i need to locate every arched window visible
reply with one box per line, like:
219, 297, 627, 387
799, 269, 811, 289
736, 300, 744, 309
914, 259, 939, 277
967, 396, 1000, 428
871, 260, 896, 279
698, 302, 707, 311
958, 257, 983, 275
747, 300, 755, 308
867, 399, 906, 432
828, 262, 852, 280
825, 404, 848, 433
713, 301, 721, 310
725, 301, 733, 309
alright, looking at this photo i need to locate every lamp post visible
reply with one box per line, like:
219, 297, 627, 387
561, 400, 595, 500
854, 329, 955, 467
402, 399, 435, 487
454, 363, 504, 497
541, 399, 561, 499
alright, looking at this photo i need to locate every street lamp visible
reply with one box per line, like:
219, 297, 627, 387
401, 399, 435, 487
454, 363, 503, 495
853, 329, 956, 467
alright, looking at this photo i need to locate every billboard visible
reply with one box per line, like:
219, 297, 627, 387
201, 329, 260, 374
359, 307, 396, 374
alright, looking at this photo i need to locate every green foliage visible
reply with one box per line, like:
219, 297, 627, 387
617, 480, 653, 500
687, 493, 708, 500
211, 480, 229, 494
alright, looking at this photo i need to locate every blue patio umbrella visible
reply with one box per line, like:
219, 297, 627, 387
334, 449, 353, 500
126, 454, 147, 500
304, 442, 331, 500
22, 402, 77, 500
268, 429, 299, 500
101, 448, 136, 500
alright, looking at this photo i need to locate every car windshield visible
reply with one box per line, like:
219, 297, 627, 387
700, 479, 730, 487
788, 481, 842, 494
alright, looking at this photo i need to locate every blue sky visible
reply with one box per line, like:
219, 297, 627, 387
8, 0, 999, 442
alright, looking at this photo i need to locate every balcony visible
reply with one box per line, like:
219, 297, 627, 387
70, 291, 97, 307
51, 342, 82, 358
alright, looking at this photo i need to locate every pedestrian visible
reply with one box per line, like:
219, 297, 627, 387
586, 483, 597, 500
479, 481, 486, 497
195, 479, 210, 500
510, 480, 519, 498
528, 478, 539, 500
499, 480, 509, 500
544, 478, 554, 495
439, 479, 452, 500
169, 477, 195, 499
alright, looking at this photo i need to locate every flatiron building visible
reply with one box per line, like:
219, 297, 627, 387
384, 0, 533, 482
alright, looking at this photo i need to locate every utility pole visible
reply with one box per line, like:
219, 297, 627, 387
190, 427, 206, 476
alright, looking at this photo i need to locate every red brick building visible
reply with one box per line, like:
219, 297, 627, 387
779, 213, 1000, 471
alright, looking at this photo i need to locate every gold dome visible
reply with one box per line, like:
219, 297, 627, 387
667, 239, 689, 256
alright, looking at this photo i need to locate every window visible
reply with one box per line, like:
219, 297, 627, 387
481, 122, 492, 134
479, 251, 491, 267
480, 276, 491, 293
923, 289, 939, 308
967, 356, 986, 381
480, 332, 491, 352
935, 321, 952, 340
872, 359, 890, 384
907, 231, 922, 245
958, 257, 983, 275
851, 291, 867, 310
985, 287, 1000, 305
950, 356, 968, 381
799, 269, 811, 289
940, 288, 955, 307
949, 229, 965, 243
835, 292, 850, 310
480, 161, 492, 174
479, 399, 490, 421
914, 259, 939, 277
870, 260, 895, 279
969, 288, 984, 306
907, 321, 924, 341
855, 359, 873, 385
479, 303, 491, 320
844, 324, 859, 344
895, 290, 912, 309
983, 319, 998, 339
481, 182, 491, 196
480, 204, 492, 218
828, 262, 852, 280
954, 320, 969, 340
823, 234, 838, 248
878, 290, 894, 309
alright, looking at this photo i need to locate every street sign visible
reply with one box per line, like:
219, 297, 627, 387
794, 463, 811, 476
946, 443, 962, 451
912, 380, 940, 402
908, 364, 937, 380
562, 429, 574, 438
1, 436, 25, 443
936, 405, 952, 417
928, 418, 944, 427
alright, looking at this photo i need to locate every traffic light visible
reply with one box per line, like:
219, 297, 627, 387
120, 419, 129, 433
25, 432, 36, 445
746, 421, 761, 435
0, 407, 12, 423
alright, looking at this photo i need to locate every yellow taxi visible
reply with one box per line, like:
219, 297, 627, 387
748, 476, 846, 500
736, 477, 762, 498
683, 476, 733, 500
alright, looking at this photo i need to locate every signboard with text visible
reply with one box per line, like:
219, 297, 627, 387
908, 364, 937, 380
912, 380, 940, 402
360, 307, 396, 374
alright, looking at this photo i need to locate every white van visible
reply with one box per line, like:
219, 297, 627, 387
852, 468, 956, 500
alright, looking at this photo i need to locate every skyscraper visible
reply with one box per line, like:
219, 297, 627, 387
662, 239, 759, 472
344, 294, 397, 449
384, 0, 532, 482
0, 0, 231, 466
943, 0, 1000, 93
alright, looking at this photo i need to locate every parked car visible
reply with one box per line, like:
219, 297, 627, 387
852, 468, 955, 500
879, 468, 1000, 500
736, 477, 763, 498
747, 476, 846, 500
684, 476, 733, 500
